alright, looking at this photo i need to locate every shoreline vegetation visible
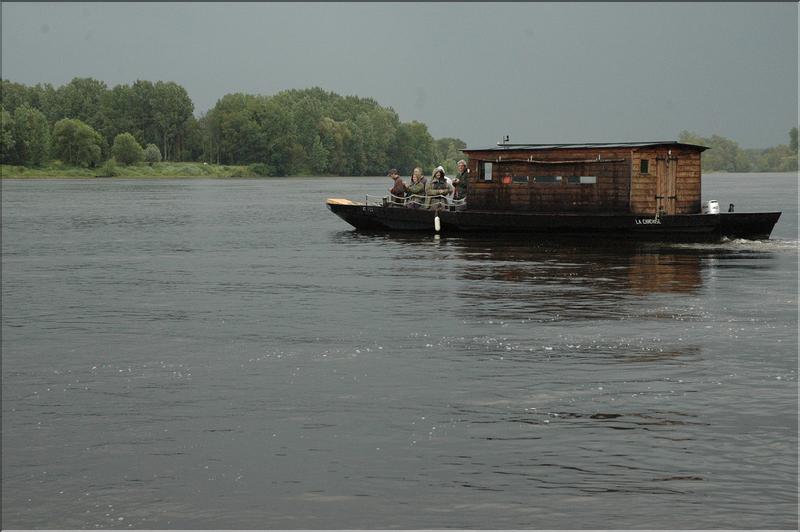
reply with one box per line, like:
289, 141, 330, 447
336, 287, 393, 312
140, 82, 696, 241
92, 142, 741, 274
1, 162, 289, 179
1, 78, 468, 178
1, 78, 797, 178
2, 163, 796, 180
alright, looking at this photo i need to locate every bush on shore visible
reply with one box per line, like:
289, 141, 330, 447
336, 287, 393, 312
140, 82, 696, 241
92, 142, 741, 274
1, 161, 265, 178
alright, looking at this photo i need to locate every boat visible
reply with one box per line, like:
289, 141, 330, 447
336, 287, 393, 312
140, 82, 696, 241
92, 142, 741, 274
326, 141, 781, 241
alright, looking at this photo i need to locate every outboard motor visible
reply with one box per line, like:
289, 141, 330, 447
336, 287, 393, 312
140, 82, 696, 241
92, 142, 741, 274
702, 200, 720, 214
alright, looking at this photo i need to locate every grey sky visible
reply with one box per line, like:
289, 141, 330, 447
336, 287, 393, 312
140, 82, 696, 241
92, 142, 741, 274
2, 2, 797, 148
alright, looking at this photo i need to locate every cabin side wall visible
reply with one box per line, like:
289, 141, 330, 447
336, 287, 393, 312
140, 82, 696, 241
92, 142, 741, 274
465, 145, 703, 214
464, 147, 632, 213
630, 147, 702, 215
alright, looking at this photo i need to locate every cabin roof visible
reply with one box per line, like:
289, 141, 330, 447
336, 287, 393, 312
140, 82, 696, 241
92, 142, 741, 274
464, 141, 709, 152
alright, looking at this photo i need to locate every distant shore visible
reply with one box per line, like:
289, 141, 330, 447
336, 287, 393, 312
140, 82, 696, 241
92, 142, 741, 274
0, 162, 351, 179
2, 163, 794, 180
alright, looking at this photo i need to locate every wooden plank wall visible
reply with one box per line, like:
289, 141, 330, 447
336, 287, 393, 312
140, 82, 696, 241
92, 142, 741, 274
630, 149, 658, 215
465, 147, 632, 213
630, 147, 701, 215
465, 146, 703, 214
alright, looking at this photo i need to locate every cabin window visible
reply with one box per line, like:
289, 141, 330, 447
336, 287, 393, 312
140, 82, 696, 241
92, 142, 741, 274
640, 159, 650, 174
567, 175, 597, 184
512, 175, 529, 184
533, 175, 562, 184
482, 162, 493, 181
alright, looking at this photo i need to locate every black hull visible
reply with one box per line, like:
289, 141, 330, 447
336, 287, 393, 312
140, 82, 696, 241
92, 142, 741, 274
327, 202, 781, 242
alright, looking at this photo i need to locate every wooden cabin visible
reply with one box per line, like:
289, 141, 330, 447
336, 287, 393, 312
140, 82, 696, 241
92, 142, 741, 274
462, 142, 708, 215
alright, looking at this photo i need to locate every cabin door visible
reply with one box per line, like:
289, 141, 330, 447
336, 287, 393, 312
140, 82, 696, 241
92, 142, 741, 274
655, 156, 678, 215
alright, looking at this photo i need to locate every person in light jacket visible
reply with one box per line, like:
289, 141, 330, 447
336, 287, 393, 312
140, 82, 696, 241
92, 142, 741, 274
425, 166, 454, 209
453, 159, 468, 201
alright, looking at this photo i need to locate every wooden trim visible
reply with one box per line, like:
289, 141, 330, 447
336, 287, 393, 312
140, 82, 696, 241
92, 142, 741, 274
490, 158, 628, 164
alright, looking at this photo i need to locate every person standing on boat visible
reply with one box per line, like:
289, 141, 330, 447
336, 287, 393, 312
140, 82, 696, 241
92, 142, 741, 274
452, 159, 468, 202
406, 168, 426, 208
388, 168, 407, 204
425, 166, 454, 209
414, 167, 426, 186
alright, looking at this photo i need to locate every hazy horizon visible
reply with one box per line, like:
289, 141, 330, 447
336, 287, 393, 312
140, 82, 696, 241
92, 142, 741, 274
2, 2, 797, 149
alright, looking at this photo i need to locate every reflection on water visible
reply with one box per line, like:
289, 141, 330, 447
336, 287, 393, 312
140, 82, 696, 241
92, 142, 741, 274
449, 237, 707, 295
338, 231, 783, 299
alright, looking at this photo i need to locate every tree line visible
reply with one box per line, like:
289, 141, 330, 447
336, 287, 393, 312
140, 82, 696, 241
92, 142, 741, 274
1, 78, 466, 176
3, 77, 795, 175
679, 129, 798, 173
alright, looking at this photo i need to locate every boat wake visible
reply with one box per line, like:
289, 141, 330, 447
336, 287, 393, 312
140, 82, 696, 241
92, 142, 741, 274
666, 237, 798, 254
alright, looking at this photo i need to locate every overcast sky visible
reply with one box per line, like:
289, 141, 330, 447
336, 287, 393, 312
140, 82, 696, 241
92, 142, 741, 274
2, 2, 797, 148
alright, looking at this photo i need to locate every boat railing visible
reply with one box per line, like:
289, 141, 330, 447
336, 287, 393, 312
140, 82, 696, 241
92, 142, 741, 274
365, 194, 386, 206
377, 193, 467, 211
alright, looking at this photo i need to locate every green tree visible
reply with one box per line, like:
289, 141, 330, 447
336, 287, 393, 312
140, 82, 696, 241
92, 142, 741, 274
151, 81, 194, 161
0, 106, 15, 164
292, 95, 323, 151
206, 93, 263, 164
27, 83, 61, 125
704, 135, 740, 171
391, 121, 436, 174
175, 115, 205, 162
52, 118, 102, 167
197, 86, 446, 175
733, 150, 752, 172
128, 80, 159, 148
782, 127, 798, 171
102, 79, 194, 161
347, 117, 369, 175
0, 80, 32, 115
365, 107, 400, 172
309, 135, 328, 173
111, 132, 144, 165
98, 84, 139, 150
319, 116, 351, 175
12, 105, 51, 166
679, 131, 747, 172
434, 137, 467, 173
680, 130, 798, 172
57, 77, 108, 130
144, 143, 162, 165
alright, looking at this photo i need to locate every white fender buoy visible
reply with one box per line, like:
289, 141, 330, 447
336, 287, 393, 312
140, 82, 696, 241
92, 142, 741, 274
434, 214, 441, 232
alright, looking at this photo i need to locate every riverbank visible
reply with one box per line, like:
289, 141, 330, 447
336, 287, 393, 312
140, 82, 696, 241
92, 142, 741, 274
1, 162, 270, 179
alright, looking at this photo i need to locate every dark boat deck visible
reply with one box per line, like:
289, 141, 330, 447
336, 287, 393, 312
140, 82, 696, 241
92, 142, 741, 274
327, 200, 781, 242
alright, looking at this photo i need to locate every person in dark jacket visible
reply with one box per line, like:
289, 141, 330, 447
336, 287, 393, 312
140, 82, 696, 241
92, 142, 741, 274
387, 168, 407, 204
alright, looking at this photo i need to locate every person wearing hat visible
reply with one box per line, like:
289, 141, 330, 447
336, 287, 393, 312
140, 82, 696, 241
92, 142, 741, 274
425, 166, 454, 209
452, 159, 468, 202
387, 168, 407, 204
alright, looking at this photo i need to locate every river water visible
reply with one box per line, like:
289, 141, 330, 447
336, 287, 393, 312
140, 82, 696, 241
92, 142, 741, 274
1, 173, 797, 529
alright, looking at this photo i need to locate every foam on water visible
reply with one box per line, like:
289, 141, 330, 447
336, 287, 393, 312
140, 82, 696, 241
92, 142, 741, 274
666, 237, 798, 253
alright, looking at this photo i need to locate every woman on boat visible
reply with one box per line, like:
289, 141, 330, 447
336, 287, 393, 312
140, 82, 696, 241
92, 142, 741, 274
406, 168, 426, 208
425, 166, 454, 209
415, 167, 427, 186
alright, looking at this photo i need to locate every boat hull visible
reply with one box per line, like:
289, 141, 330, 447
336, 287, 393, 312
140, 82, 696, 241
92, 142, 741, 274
326, 200, 781, 242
